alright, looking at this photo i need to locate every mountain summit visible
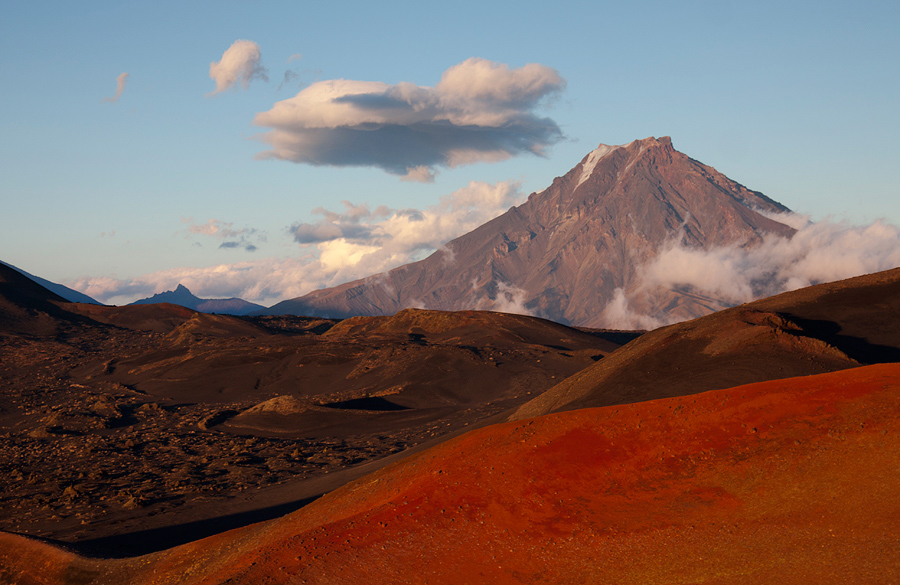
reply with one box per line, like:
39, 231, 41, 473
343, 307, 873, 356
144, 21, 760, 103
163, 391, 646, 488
130, 284, 264, 316
266, 137, 795, 326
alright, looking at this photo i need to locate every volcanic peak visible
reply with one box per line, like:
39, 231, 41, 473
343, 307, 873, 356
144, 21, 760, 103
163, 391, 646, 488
264, 136, 795, 327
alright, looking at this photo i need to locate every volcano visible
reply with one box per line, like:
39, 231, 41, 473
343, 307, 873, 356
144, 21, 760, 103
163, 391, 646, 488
265, 137, 794, 326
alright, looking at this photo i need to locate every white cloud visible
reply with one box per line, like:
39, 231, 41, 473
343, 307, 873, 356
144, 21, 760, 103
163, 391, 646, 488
610, 213, 900, 328
103, 72, 129, 103
208, 40, 268, 96
288, 180, 524, 285
70, 257, 319, 306
69, 181, 524, 306
253, 58, 565, 177
400, 166, 436, 183
488, 282, 534, 316
599, 288, 665, 330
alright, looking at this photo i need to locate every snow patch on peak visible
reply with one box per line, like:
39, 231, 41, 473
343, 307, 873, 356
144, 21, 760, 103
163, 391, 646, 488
576, 141, 633, 189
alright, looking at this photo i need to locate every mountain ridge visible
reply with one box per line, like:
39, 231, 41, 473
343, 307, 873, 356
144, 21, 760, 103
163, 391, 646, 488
130, 283, 264, 316
0, 260, 101, 305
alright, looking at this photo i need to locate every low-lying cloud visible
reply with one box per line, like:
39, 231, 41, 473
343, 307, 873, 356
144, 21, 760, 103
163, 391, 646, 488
253, 58, 566, 179
72, 181, 523, 306
602, 214, 900, 329
208, 40, 268, 96
288, 180, 523, 283
103, 72, 129, 103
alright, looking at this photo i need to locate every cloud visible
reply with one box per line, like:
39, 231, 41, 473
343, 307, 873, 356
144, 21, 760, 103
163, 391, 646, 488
400, 165, 436, 183
208, 40, 268, 96
75, 182, 523, 306
488, 282, 533, 316
183, 219, 265, 252
253, 58, 566, 177
70, 257, 318, 306
103, 72, 129, 103
288, 181, 522, 281
599, 288, 665, 330
607, 213, 900, 328
277, 69, 301, 92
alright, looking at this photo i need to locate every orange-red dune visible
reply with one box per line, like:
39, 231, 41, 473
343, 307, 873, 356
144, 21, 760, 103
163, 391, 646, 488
4, 363, 900, 584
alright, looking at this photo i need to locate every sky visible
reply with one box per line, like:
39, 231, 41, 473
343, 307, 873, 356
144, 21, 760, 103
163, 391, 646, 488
2, 0, 898, 306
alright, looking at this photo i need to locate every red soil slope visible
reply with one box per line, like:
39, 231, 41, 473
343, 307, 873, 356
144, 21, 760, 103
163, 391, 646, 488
3, 363, 900, 584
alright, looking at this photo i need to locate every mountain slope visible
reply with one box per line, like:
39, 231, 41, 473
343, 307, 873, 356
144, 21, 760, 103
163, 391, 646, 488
130, 284, 264, 315
265, 136, 794, 327
0, 262, 91, 337
512, 266, 900, 420
0, 260, 100, 305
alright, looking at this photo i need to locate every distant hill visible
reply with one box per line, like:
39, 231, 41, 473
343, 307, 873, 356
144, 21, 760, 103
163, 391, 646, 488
263, 136, 794, 326
0, 260, 100, 305
129, 284, 265, 315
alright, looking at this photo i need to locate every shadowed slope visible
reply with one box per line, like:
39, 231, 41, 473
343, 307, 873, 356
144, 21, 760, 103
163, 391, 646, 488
0, 262, 88, 337
513, 266, 900, 420
4, 363, 899, 584
0, 260, 100, 305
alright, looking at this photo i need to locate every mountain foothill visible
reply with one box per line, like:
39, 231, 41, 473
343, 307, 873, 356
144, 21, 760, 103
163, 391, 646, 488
1, 137, 899, 584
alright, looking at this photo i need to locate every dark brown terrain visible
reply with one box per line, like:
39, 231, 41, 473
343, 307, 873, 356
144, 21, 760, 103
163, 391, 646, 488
0, 262, 621, 554
3, 262, 899, 584
265, 136, 794, 326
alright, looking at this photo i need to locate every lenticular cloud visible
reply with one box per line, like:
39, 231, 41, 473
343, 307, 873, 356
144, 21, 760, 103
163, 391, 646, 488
253, 58, 566, 179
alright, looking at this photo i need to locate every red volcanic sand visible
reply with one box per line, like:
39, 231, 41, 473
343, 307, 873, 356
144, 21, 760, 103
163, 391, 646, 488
4, 364, 900, 584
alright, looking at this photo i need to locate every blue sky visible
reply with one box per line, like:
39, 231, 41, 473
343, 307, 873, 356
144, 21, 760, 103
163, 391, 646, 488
2, 0, 898, 305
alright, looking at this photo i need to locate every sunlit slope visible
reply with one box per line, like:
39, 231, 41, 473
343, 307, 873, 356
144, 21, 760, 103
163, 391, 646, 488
3, 363, 899, 584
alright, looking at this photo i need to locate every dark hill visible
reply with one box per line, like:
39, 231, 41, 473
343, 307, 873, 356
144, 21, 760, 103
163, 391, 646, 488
0, 262, 88, 337
0, 260, 101, 305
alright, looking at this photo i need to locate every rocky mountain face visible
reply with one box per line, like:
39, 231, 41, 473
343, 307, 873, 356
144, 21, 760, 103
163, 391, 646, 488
130, 284, 264, 315
265, 136, 795, 327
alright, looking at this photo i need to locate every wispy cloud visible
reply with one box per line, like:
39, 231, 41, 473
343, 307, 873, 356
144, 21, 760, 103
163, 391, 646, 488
208, 40, 268, 96
103, 72, 129, 103
182, 218, 266, 252
253, 58, 566, 179
276, 69, 301, 92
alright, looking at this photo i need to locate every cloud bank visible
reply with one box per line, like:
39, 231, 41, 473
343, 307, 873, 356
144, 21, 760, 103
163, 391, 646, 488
208, 40, 268, 96
253, 58, 566, 179
601, 214, 900, 329
72, 181, 523, 305
103, 73, 129, 103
